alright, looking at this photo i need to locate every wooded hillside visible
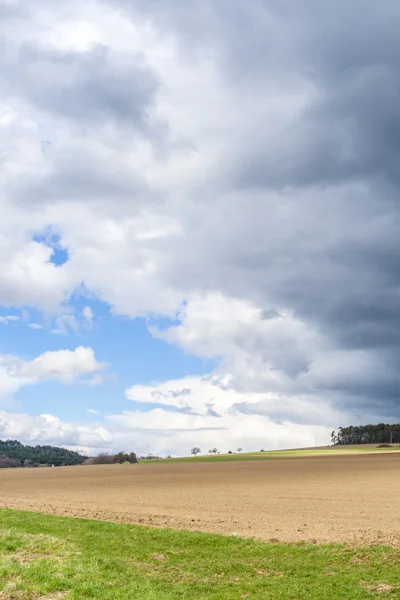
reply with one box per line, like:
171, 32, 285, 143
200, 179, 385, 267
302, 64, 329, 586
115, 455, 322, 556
0, 439, 86, 467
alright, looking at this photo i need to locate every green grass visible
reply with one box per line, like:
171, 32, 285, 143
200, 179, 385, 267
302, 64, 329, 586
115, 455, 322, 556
1, 509, 400, 599
141, 446, 400, 464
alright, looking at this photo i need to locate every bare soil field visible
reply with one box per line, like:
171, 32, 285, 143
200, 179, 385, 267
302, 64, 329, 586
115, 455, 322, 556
1, 453, 399, 546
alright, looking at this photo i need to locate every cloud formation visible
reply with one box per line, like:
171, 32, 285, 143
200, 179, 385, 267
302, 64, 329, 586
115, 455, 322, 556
1, 0, 399, 452
0, 410, 112, 453
0, 347, 105, 396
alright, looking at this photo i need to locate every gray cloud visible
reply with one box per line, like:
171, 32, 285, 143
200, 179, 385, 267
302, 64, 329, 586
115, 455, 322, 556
125, 0, 400, 187
127, 0, 400, 417
2, 0, 400, 429
151, 388, 192, 400
2, 44, 158, 128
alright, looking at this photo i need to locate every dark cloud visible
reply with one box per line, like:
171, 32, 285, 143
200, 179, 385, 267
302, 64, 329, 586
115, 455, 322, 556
8, 143, 149, 207
225, 6, 400, 189
2, 0, 400, 426
121, 0, 400, 187
126, 0, 400, 416
2, 44, 158, 127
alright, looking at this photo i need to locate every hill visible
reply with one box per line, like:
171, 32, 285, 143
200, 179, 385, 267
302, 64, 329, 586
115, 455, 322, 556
140, 444, 400, 464
0, 439, 86, 468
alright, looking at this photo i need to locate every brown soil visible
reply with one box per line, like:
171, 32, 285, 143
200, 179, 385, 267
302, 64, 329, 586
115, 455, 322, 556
1, 453, 399, 546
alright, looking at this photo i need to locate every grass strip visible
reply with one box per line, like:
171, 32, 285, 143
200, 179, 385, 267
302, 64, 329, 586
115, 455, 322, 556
0, 508, 399, 599
140, 447, 400, 464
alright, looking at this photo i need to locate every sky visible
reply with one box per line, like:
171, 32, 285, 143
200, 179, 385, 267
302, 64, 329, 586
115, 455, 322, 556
1, 0, 399, 457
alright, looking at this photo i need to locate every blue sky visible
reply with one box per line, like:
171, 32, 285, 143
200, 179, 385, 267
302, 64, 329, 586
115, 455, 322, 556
1, 308, 212, 421
1, 234, 211, 429
1, 0, 398, 457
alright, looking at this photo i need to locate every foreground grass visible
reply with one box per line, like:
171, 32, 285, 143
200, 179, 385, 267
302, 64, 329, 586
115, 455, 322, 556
141, 446, 400, 464
0, 510, 400, 599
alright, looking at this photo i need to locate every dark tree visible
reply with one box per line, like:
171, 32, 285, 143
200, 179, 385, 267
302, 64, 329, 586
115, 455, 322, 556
113, 451, 138, 464
331, 424, 400, 446
0, 439, 87, 467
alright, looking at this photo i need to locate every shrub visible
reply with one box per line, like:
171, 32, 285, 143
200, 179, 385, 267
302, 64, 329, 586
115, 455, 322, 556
23, 459, 39, 468
84, 452, 138, 465
0, 455, 21, 468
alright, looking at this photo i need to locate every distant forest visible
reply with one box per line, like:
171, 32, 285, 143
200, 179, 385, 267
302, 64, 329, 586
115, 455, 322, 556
0, 439, 87, 468
331, 424, 400, 445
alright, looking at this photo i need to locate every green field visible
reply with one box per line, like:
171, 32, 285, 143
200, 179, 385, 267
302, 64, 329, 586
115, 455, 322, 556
141, 445, 400, 464
0, 509, 399, 599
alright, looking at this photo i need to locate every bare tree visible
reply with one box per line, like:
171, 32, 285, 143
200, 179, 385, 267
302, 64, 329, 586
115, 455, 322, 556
191, 447, 201, 456
0, 455, 21, 468
83, 452, 137, 465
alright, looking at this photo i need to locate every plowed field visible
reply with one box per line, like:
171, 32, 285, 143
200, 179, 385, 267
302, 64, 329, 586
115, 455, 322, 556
1, 453, 399, 546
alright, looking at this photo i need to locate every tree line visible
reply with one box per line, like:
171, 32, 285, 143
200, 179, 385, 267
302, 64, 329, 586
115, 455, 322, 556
83, 451, 138, 465
0, 439, 87, 468
331, 424, 400, 445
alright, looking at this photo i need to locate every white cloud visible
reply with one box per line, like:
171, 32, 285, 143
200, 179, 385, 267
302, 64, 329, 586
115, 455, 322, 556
86, 408, 100, 415
82, 305, 94, 324
108, 406, 333, 456
0, 410, 112, 454
0, 233, 76, 312
124, 373, 343, 454
85, 374, 106, 386
51, 314, 80, 336
150, 293, 322, 391
0, 346, 106, 396
18, 347, 105, 383
0, 403, 331, 458
0, 0, 399, 448
0, 315, 20, 324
